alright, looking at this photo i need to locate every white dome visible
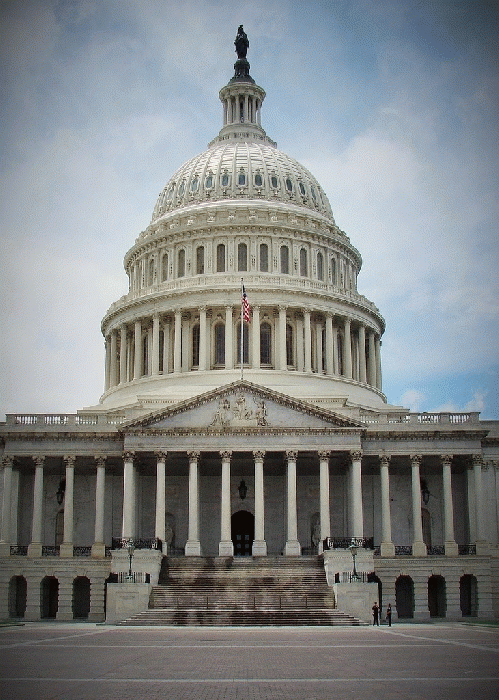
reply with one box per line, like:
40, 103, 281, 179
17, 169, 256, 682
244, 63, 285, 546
151, 140, 335, 224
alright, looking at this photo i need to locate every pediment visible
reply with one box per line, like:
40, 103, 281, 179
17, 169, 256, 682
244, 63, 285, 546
122, 380, 363, 432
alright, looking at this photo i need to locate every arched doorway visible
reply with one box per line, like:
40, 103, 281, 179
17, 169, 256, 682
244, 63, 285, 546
73, 576, 91, 619
460, 575, 478, 617
231, 510, 254, 556
41, 576, 59, 619
395, 575, 414, 619
368, 572, 383, 613
9, 576, 27, 618
428, 575, 446, 617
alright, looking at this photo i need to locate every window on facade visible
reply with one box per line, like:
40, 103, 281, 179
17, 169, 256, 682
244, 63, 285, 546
238, 243, 248, 271
214, 324, 225, 365
260, 322, 272, 365
255, 173, 263, 187
285, 177, 293, 192
330, 257, 336, 285
142, 335, 148, 376
191, 177, 199, 193
236, 323, 249, 364
286, 324, 294, 367
161, 253, 168, 282
322, 328, 326, 372
317, 252, 324, 281
337, 335, 343, 376
216, 244, 226, 272
196, 246, 204, 275
311, 185, 316, 202
280, 245, 289, 274
205, 174, 213, 189
271, 175, 278, 189
192, 324, 200, 367
178, 181, 185, 197
221, 173, 230, 188
299, 182, 306, 196
300, 248, 307, 277
238, 172, 246, 186
148, 258, 155, 286
178, 249, 185, 278
260, 243, 268, 272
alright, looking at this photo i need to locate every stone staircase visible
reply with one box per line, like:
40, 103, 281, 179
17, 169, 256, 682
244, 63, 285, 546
119, 555, 365, 626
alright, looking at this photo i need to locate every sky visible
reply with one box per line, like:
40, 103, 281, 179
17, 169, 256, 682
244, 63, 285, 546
1, 0, 498, 419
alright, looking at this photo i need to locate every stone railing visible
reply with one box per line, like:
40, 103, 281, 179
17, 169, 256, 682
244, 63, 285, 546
323, 537, 374, 551
361, 411, 480, 426
5, 412, 126, 428
111, 537, 162, 550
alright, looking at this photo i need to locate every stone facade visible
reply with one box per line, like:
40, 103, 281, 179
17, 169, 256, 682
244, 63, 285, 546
1, 32, 498, 623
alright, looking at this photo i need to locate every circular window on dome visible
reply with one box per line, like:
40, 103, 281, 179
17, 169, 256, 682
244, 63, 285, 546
285, 178, 293, 193
190, 177, 199, 193
178, 181, 185, 197
205, 174, 213, 189
254, 173, 263, 187
299, 182, 306, 196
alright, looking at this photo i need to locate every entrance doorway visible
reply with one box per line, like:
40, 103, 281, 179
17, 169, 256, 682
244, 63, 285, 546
231, 510, 254, 556
41, 576, 59, 619
428, 575, 446, 617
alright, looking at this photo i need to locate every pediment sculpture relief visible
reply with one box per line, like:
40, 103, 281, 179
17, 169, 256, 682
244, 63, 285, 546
210, 393, 268, 427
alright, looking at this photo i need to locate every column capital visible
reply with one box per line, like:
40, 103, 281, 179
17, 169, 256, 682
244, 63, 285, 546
379, 454, 391, 467
220, 450, 232, 461
318, 450, 331, 460
472, 454, 483, 468
155, 451, 168, 462
253, 450, 265, 461
285, 450, 298, 462
63, 455, 76, 468
187, 450, 200, 462
123, 450, 135, 462
350, 450, 363, 462
32, 455, 45, 468
94, 455, 107, 468
410, 454, 422, 466
1, 455, 14, 468
441, 454, 453, 467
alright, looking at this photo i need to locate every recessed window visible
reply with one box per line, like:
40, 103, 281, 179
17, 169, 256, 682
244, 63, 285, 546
255, 173, 263, 187
178, 181, 185, 197
238, 172, 246, 186
161, 253, 168, 281
260, 322, 272, 365
271, 175, 278, 189
286, 324, 294, 367
205, 175, 213, 189
190, 177, 199, 193
285, 178, 293, 192
238, 243, 248, 271
300, 248, 307, 277
192, 324, 200, 367
196, 246, 204, 275
280, 245, 289, 275
217, 243, 226, 272
317, 252, 324, 281
178, 249, 185, 278
299, 182, 306, 196
221, 173, 230, 188
215, 323, 225, 365
311, 185, 316, 202
260, 243, 269, 272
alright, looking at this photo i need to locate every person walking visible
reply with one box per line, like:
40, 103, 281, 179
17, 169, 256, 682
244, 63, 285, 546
372, 601, 380, 626
386, 603, 392, 626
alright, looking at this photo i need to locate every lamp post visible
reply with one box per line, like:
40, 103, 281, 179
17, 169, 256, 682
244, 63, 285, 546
127, 540, 135, 581
349, 543, 361, 581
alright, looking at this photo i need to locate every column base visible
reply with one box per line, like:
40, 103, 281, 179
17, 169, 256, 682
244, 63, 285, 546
59, 543, 74, 558
475, 540, 489, 556
380, 542, 395, 557
91, 543, 106, 559
284, 540, 301, 556
444, 540, 458, 556
252, 540, 267, 556
0, 542, 11, 557
218, 540, 234, 557
412, 541, 427, 557
27, 543, 42, 558
184, 540, 202, 556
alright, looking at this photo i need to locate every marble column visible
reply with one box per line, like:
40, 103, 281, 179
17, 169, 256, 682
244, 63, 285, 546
163, 318, 171, 374
174, 309, 182, 373
152, 313, 160, 375
284, 450, 301, 555
92, 456, 106, 558
350, 450, 364, 539
219, 451, 234, 556
332, 323, 339, 375
325, 314, 334, 376
304, 310, 312, 373
199, 307, 207, 371
28, 456, 45, 557
473, 454, 487, 553
121, 451, 136, 540
60, 455, 75, 557
252, 305, 261, 369
252, 450, 267, 556
380, 455, 395, 556
155, 451, 167, 551
315, 321, 323, 373
120, 325, 127, 383
278, 306, 287, 370
0, 456, 13, 555
358, 324, 367, 384
441, 455, 458, 556
185, 451, 201, 556
319, 450, 331, 550
410, 455, 427, 556
343, 318, 352, 378
181, 314, 190, 371
225, 306, 234, 370
110, 330, 117, 388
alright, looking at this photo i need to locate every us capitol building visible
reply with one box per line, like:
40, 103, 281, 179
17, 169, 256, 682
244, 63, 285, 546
1, 29, 498, 624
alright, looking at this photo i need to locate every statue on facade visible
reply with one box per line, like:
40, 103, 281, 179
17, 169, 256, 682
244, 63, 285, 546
234, 25, 249, 59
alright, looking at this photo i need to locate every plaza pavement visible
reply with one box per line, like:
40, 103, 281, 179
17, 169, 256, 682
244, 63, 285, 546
1, 621, 498, 700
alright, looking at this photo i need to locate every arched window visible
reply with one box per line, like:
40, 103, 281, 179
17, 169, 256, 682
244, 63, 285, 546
161, 253, 168, 282
236, 322, 249, 364
330, 257, 336, 285
148, 258, 155, 286
260, 243, 268, 272
260, 322, 272, 365
300, 248, 307, 277
178, 249, 185, 277
238, 243, 248, 271
217, 244, 226, 272
214, 323, 225, 365
280, 245, 289, 274
317, 252, 324, 281
196, 246, 204, 275
192, 324, 200, 367
286, 323, 294, 367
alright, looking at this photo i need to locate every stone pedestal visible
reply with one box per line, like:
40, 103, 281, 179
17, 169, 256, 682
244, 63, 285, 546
444, 541, 459, 557
380, 542, 395, 557
91, 543, 106, 559
27, 543, 42, 558
106, 583, 151, 624
252, 540, 267, 556
59, 543, 74, 558
218, 540, 234, 557
284, 540, 301, 556
0, 542, 11, 557
333, 582, 378, 624
412, 541, 427, 557
185, 540, 202, 556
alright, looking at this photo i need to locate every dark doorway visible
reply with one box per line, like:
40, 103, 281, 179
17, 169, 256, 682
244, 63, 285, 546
460, 574, 478, 617
73, 576, 91, 619
395, 575, 414, 619
428, 575, 446, 617
9, 576, 27, 618
41, 576, 59, 619
231, 510, 254, 556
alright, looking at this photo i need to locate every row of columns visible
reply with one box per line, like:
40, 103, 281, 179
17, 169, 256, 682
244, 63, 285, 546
0, 453, 489, 556
104, 308, 382, 390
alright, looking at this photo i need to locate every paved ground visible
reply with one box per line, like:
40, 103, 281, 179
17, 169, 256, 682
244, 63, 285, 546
1, 622, 498, 700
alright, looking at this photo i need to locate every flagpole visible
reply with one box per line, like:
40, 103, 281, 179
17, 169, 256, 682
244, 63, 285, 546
240, 278, 244, 381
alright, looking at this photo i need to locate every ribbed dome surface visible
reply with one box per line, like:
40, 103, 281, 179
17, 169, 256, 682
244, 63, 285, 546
151, 141, 335, 223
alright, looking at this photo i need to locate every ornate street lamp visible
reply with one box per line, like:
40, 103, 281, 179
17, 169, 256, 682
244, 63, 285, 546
127, 540, 135, 580
349, 543, 361, 581
238, 479, 248, 499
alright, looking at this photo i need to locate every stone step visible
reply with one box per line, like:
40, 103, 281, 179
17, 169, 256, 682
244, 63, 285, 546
119, 608, 366, 626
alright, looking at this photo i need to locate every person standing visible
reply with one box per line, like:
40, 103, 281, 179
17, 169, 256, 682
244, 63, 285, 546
372, 601, 380, 626
386, 603, 392, 626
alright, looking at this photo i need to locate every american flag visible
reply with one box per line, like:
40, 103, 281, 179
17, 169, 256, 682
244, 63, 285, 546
242, 285, 251, 323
